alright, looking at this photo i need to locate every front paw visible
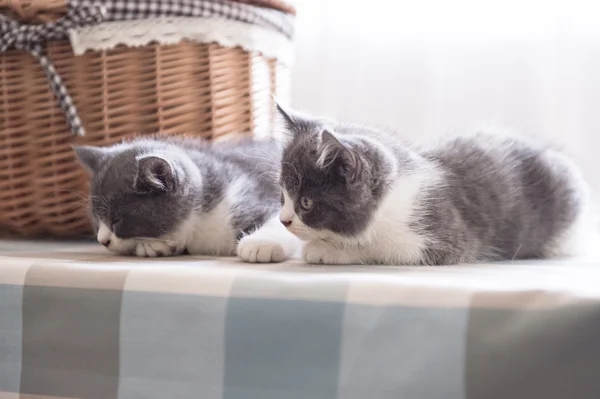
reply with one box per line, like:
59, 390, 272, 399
237, 236, 286, 263
302, 241, 355, 265
134, 240, 182, 257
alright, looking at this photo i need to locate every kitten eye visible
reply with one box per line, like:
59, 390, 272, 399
111, 216, 123, 231
300, 197, 313, 210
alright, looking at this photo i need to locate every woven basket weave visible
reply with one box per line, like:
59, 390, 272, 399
0, 0, 292, 237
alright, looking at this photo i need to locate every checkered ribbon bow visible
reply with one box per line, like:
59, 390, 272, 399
0, 4, 106, 136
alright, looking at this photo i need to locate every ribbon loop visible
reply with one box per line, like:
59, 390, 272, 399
1, 3, 106, 136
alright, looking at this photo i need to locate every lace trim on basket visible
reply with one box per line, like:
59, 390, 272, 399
68, 17, 294, 66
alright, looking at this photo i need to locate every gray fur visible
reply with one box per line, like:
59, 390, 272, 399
417, 134, 584, 264
279, 107, 593, 265
74, 135, 280, 247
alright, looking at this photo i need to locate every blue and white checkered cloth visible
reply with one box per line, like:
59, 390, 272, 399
1, 240, 600, 398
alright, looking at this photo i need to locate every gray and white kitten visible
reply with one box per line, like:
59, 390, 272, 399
74, 136, 288, 258
239, 106, 597, 265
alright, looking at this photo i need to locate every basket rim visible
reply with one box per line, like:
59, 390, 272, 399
0, 0, 296, 24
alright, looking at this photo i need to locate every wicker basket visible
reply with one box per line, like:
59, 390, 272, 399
0, 0, 293, 237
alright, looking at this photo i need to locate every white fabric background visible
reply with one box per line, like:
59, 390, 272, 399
289, 0, 600, 198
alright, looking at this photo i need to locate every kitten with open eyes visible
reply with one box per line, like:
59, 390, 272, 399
237, 105, 597, 265
74, 136, 297, 258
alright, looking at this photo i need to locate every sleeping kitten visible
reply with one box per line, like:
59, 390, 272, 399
74, 136, 291, 258
238, 105, 597, 265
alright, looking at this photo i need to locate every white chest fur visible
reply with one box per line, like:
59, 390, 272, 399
177, 200, 238, 256
362, 181, 426, 263
176, 176, 251, 256
349, 170, 439, 264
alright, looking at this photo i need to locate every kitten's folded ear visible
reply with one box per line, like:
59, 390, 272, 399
318, 130, 362, 182
72, 145, 110, 174
134, 155, 177, 193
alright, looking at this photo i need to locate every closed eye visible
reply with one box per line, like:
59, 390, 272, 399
92, 204, 109, 218
111, 217, 123, 231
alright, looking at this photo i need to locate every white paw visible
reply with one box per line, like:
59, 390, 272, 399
237, 236, 286, 263
302, 241, 354, 265
134, 240, 182, 257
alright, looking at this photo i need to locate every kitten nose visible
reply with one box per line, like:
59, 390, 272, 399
280, 219, 292, 227
97, 223, 112, 248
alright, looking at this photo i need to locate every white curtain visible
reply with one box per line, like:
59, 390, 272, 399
290, 0, 600, 197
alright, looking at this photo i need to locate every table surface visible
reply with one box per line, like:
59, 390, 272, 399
1, 239, 599, 399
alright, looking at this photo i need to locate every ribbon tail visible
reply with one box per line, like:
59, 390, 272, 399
27, 45, 86, 137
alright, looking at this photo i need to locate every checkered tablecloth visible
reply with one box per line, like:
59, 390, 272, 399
1, 240, 599, 399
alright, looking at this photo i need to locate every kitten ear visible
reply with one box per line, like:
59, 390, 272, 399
274, 100, 325, 143
72, 145, 110, 174
318, 130, 362, 182
274, 100, 297, 131
134, 155, 177, 193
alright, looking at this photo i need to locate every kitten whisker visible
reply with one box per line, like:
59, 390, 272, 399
60, 199, 94, 213
256, 171, 281, 185
511, 244, 523, 262
281, 161, 301, 186
59, 190, 110, 207
252, 147, 280, 162
233, 150, 276, 164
